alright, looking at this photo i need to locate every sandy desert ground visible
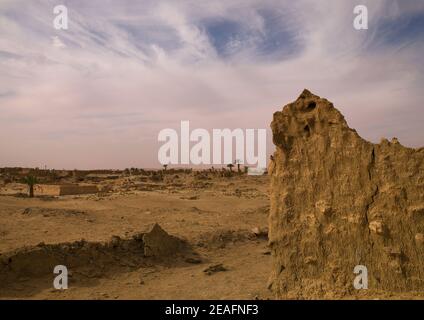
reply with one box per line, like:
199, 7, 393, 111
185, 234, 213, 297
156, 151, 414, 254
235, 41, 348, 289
0, 170, 273, 300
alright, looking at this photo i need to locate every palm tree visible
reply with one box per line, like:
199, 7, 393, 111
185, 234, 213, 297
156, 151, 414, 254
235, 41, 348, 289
234, 159, 242, 173
227, 163, 234, 172
163, 164, 168, 171
23, 175, 38, 198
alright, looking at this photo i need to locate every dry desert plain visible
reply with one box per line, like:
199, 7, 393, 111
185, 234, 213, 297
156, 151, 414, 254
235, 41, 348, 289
0, 169, 273, 300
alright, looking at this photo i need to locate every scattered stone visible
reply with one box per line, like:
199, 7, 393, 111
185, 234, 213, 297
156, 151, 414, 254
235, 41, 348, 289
110, 235, 121, 247
203, 264, 227, 275
251, 227, 268, 238
191, 207, 202, 214
185, 257, 202, 264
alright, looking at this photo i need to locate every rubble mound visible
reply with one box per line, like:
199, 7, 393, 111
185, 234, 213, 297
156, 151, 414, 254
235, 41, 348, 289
268, 89, 424, 298
143, 223, 186, 257
0, 224, 188, 293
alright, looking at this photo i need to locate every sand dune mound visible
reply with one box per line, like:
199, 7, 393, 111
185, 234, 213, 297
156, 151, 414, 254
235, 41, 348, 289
269, 89, 424, 298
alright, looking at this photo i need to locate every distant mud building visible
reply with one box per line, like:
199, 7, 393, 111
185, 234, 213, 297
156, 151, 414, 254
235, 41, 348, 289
34, 184, 98, 196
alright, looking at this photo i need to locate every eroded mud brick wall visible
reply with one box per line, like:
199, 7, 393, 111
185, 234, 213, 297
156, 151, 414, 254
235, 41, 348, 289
34, 185, 61, 196
268, 89, 424, 298
59, 185, 98, 195
34, 184, 98, 196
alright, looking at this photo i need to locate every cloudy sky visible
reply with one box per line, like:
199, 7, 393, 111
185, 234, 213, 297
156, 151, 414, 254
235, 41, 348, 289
0, 0, 423, 169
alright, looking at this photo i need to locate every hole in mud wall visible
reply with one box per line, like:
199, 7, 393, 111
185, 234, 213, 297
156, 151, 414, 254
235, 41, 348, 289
306, 101, 316, 111
304, 125, 311, 136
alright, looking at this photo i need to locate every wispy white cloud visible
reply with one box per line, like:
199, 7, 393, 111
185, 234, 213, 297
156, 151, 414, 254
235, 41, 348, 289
0, 0, 423, 168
